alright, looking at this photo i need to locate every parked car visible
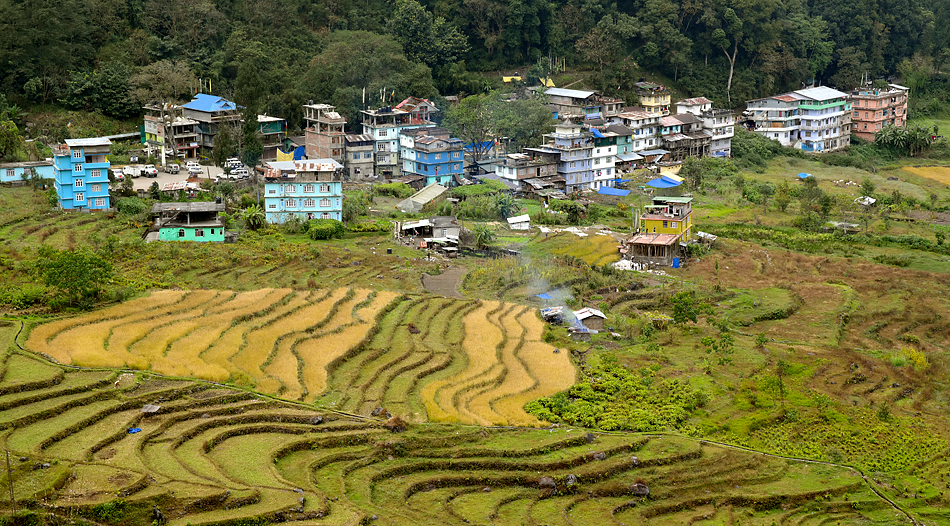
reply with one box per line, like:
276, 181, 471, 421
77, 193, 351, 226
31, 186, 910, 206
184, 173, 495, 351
185, 161, 201, 170
225, 157, 241, 168
124, 166, 139, 179
187, 165, 203, 176
163, 164, 180, 174
230, 168, 250, 179
112, 169, 125, 180
141, 165, 158, 178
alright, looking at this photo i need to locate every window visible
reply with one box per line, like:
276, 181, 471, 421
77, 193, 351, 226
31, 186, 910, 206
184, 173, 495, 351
90, 184, 101, 192
72, 150, 82, 159
662, 220, 668, 228
94, 198, 105, 207
210, 229, 215, 235
178, 229, 186, 238
74, 192, 84, 203
5, 168, 12, 178
75, 179, 84, 188
671, 221, 678, 228
74, 164, 83, 172
304, 184, 315, 193
379, 130, 387, 137
90, 169, 101, 178
195, 229, 204, 238
455, 164, 461, 170
320, 184, 330, 193
284, 185, 295, 193
268, 189, 276, 194
321, 213, 331, 219
320, 198, 331, 207
304, 199, 315, 207
364, 152, 372, 159
268, 204, 277, 209
287, 199, 297, 207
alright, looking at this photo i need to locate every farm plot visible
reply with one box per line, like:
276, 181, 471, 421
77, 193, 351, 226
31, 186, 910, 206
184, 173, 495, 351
24, 288, 398, 403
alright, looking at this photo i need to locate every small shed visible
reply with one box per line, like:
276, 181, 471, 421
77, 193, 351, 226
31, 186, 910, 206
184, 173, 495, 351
507, 214, 531, 230
626, 233, 680, 266
573, 307, 607, 331
397, 183, 447, 213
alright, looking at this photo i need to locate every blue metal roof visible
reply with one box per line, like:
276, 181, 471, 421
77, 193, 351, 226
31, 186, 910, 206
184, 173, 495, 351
182, 93, 240, 113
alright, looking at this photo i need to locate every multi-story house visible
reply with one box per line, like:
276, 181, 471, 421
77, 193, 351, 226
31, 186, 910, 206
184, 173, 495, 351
544, 88, 624, 120
143, 103, 200, 163
530, 120, 595, 193
635, 82, 671, 116
626, 196, 694, 266
611, 110, 662, 152
343, 134, 374, 178
850, 84, 908, 142
150, 202, 226, 242
662, 114, 710, 162
590, 128, 618, 189
181, 94, 242, 157
400, 127, 464, 187
257, 115, 287, 162
494, 152, 559, 189
303, 103, 346, 163
263, 159, 344, 223
52, 138, 111, 210
361, 104, 435, 178
747, 86, 851, 153
675, 97, 735, 157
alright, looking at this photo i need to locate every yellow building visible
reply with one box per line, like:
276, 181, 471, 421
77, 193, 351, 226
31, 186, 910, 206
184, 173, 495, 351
635, 82, 671, 116
639, 196, 692, 238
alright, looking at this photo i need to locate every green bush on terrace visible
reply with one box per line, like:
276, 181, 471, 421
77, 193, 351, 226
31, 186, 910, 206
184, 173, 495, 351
525, 355, 707, 431
308, 218, 345, 240
451, 179, 508, 198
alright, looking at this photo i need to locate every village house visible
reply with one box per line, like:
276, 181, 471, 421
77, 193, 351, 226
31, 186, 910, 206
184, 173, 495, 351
53, 138, 111, 210
746, 86, 851, 153
543, 88, 624, 120
610, 109, 662, 153
397, 183, 447, 213
625, 196, 694, 267
494, 151, 560, 190
303, 103, 346, 163
635, 82, 671, 116
573, 307, 607, 331
529, 120, 595, 193
662, 113, 711, 162
400, 127, 464, 187
181, 94, 243, 157
675, 97, 735, 158
148, 202, 226, 242
257, 115, 287, 162
589, 126, 619, 189
343, 134, 375, 179
0, 160, 54, 184
361, 101, 436, 178
850, 84, 908, 142
263, 159, 344, 223
143, 103, 200, 163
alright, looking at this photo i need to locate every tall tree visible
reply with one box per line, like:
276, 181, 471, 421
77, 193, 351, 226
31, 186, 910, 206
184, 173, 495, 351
388, 0, 468, 69
444, 93, 495, 162
130, 60, 197, 160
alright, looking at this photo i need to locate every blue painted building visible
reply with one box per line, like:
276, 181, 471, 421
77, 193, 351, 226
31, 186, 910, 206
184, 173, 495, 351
530, 120, 595, 193
400, 127, 463, 187
0, 161, 55, 183
53, 138, 112, 210
263, 159, 344, 223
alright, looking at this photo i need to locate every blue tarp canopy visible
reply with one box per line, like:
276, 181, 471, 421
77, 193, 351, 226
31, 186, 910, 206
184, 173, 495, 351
464, 141, 495, 152
591, 128, 606, 138
597, 186, 630, 196
293, 146, 305, 160
646, 175, 683, 188
535, 293, 553, 300
798, 172, 813, 179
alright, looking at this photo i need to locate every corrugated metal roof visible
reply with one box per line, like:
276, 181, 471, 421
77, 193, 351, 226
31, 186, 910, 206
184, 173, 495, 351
507, 214, 530, 224
794, 86, 847, 101
151, 202, 224, 213
677, 97, 712, 105
574, 307, 606, 320
65, 138, 111, 147
182, 93, 239, 113
546, 87, 597, 99
627, 233, 679, 245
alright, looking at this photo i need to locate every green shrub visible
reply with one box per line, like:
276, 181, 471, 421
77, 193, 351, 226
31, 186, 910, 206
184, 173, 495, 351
348, 219, 392, 233
115, 197, 147, 215
375, 182, 414, 198
308, 218, 345, 240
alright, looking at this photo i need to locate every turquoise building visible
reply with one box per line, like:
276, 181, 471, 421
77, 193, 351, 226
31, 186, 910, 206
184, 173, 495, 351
263, 159, 344, 223
0, 161, 55, 183
53, 138, 111, 210
151, 202, 226, 242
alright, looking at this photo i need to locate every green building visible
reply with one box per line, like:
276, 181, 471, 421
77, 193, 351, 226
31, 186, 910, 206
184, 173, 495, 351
149, 202, 226, 242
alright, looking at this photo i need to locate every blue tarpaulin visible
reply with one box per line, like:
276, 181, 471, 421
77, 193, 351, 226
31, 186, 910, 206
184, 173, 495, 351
293, 146, 305, 160
536, 293, 553, 300
128, 427, 141, 434
798, 172, 813, 179
591, 128, 606, 138
646, 176, 683, 188
597, 186, 630, 196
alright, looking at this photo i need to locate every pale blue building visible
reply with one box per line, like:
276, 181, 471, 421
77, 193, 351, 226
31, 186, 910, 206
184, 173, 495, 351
0, 161, 55, 183
53, 138, 112, 210
263, 159, 343, 223
400, 127, 463, 187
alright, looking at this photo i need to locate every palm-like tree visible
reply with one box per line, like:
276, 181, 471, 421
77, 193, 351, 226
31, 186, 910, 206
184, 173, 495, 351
240, 204, 266, 231
471, 223, 496, 250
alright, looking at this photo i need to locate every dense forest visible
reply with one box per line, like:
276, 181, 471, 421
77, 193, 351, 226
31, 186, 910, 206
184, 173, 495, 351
1, 0, 949, 132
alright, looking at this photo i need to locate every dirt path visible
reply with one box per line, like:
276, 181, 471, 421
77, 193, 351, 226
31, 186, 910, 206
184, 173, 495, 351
422, 266, 466, 298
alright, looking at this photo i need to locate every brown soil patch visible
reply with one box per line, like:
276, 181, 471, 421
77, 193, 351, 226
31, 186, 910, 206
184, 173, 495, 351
108, 473, 133, 487
422, 266, 466, 298
95, 448, 117, 460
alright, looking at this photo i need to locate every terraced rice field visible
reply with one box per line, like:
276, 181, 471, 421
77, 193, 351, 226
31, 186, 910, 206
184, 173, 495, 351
28, 290, 575, 425
25, 288, 398, 404
325, 297, 575, 425
0, 355, 898, 526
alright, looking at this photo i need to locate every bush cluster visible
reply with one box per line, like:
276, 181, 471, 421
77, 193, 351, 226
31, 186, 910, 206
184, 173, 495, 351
308, 219, 345, 240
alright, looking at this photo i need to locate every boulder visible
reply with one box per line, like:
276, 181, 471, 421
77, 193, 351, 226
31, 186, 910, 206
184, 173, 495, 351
538, 477, 557, 490
565, 474, 578, 486
630, 482, 650, 497
592, 452, 607, 461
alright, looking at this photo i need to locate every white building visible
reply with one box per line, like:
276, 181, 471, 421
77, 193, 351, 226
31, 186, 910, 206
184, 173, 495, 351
675, 97, 735, 158
610, 110, 661, 153
746, 87, 851, 153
